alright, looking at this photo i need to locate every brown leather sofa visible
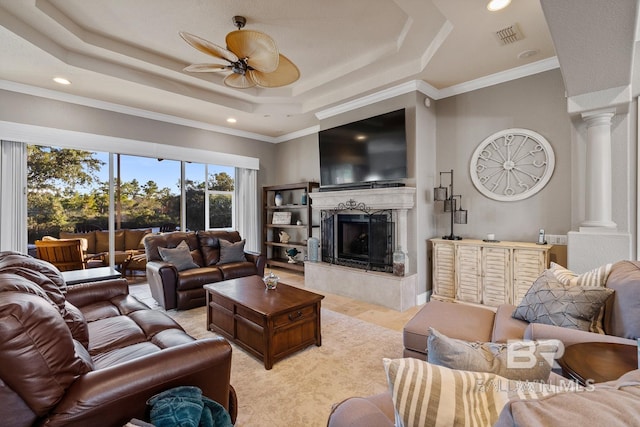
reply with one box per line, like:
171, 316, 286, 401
0, 251, 236, 427
145, 230, 266, 310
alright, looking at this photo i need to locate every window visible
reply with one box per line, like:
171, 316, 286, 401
27, 145, 107, 241
27, 145, 236, 243
185, 162, 205, 232
207, 165, 235, 229
115, 154, 180, 230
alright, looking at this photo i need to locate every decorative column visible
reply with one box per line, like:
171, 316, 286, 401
568, 107, 630, 273
580, 108, 616, 229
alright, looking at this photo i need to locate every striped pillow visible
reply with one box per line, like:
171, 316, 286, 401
549, 262, 613, 333
549, 262, 612, 287
383, 358, 557, 427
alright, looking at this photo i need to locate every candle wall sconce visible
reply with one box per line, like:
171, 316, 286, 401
434, 169, 468, 240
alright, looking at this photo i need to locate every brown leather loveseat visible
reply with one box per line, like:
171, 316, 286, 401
145, 230, 266, 310
0, 251, 236, 427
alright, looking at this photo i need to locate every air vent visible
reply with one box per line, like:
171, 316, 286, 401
495, 23, 523, 45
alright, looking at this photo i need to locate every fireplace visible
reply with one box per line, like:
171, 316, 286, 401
307, 187, 417, 311
322, 212, 393, 272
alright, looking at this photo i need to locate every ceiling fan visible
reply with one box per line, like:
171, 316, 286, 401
179, 16, 300, 89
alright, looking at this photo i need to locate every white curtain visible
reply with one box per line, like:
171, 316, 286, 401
0, 140, 27, 253
235, 168, 259, 252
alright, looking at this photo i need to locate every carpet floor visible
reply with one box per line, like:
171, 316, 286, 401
167, 306, 402, 427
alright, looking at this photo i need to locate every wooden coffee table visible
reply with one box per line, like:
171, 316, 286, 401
558, 342, 638, 386
204, 275, 324, 370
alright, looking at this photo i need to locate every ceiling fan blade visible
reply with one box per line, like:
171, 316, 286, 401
249, 54, 300, 88
224, 73, 257, 89
179, 31, 239, 63
183, 63, 230, 73
226, 30, 279, 73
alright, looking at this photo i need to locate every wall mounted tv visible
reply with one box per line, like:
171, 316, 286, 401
319, 108, 407, 189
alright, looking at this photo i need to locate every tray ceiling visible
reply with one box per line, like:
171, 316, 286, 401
0, 0, 558, 139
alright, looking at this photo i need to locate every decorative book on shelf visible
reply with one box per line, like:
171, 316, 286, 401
272, 212, 292, 225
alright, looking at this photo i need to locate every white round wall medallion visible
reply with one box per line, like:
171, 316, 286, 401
470, 128, 555, 202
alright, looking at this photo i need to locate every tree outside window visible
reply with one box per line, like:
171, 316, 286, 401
27, 145, 236, 242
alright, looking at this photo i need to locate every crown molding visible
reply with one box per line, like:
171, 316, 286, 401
315, 80, 439, 120
315, 57, 560, 120
1, 56, 560, 144
0, 80, 277, 143
271, 125, 321, 143
436, 57, 560, 99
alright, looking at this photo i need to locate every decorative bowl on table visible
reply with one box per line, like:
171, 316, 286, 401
263, 271, 279, 290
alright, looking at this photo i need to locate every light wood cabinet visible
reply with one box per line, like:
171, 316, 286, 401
432, 242, 455, 299
431, 238, 552, 307
455, 245, 482, 303
262, 182, 319, 273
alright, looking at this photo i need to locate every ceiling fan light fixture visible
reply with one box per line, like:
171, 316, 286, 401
487, 0, 511, 12
232, 16, 246, 30
518, 49, 539, 59
180, 15, 299, 89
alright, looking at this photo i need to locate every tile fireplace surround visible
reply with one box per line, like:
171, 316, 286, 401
306, 187, 417, 311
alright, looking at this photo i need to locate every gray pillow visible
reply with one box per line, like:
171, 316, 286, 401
512, 270, 614, 331
427, 328, 556, 381
218, 239, 247, 264
158, 240, 199, 271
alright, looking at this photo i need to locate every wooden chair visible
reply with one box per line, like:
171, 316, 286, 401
35, 239, 86, 271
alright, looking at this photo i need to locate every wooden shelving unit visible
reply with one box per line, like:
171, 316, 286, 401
262, 182, 319, 273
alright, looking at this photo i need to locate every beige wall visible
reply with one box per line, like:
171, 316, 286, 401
272, 133, 319, 186
435, 69, 572, 242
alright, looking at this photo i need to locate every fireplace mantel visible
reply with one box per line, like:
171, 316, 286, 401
310, 187, 416, 265
306, 186, 418, 311
309, 187, 416, 211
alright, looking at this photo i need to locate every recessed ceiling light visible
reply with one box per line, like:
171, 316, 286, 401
53, 77, 71, 85
226, 118, 237, 124
355, 134, 367, 141
487, 0, 511, 12
518, 49, 539, 59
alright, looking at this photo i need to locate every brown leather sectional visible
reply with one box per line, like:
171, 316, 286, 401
0, 252, 236, 427
145, 230, 266, 310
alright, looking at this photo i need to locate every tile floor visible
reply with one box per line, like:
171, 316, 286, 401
127, 267, 423, 332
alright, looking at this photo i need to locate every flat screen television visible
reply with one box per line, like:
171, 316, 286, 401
319, 108, 407, 189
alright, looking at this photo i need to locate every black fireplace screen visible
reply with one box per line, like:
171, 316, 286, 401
321, 208, 393, 272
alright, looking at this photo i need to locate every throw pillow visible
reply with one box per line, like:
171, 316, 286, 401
549, 262, 612, 287
427, 328, 555, 381
218, 239, 247, 264
383, 358, 558, 427
158, 240, 199, 271
549, 262, 613, 333
512, 270, 614, 331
